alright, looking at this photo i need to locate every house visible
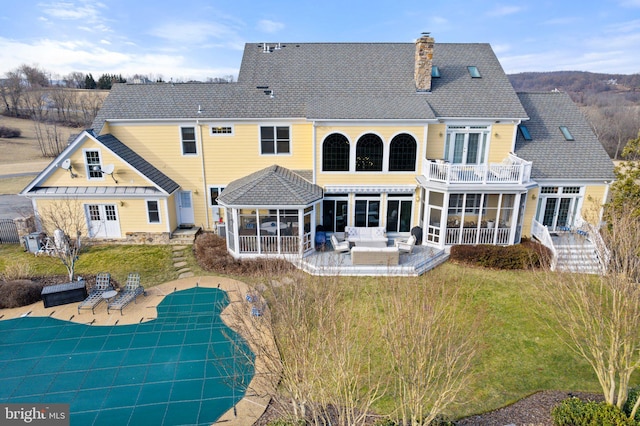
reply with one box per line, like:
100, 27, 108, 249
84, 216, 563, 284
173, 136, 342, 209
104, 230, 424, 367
21, 35, 614, 267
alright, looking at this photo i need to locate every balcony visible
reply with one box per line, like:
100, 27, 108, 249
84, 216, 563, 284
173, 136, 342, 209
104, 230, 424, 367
422, 155, 532, 185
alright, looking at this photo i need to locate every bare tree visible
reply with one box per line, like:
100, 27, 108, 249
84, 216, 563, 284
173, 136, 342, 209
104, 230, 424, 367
79, 93, 104, 127
32, 118, 66, 157
585, 101, 640, 159
535, 200, 640, 415
63, 72, 86, 89
36, 198, 87, 281
380, 278, 480, 425
20, 64, 49, 88
1, 70, 25, 116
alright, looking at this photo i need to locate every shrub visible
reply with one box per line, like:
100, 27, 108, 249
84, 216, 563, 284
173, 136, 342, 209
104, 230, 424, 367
0, 125, 21, 138
194, 232, 295, 276
623, 386, 640, 422
552, 397, 635, 426
449, 239, 551, 270
0, 280, 44, 308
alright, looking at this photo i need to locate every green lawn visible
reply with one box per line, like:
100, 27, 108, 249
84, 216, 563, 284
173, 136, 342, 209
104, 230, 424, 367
0, 243, 184, 287
0, 243, 607, 420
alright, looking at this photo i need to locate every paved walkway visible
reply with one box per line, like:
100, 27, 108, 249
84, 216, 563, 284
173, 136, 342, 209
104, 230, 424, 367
0, 276, 278, 426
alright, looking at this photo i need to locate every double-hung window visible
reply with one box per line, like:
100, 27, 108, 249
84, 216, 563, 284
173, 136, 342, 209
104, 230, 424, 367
260, 126, 290, 155
181, 127, 197, 155
146, 200, 160, 223
444, 126, 489, 164
84, 150, 102, 179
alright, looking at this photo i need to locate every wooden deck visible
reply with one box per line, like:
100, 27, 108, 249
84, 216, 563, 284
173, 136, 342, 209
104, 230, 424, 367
293, 243, 449, 277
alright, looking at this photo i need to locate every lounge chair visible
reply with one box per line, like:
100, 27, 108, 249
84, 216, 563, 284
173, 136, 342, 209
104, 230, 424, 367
330, 234, 350, 254
78, 272, 113, 314
394, 235, 416, 254
107, 273, 146, 315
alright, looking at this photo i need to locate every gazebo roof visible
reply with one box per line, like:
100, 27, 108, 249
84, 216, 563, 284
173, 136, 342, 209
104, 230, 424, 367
217, 165, 323, 207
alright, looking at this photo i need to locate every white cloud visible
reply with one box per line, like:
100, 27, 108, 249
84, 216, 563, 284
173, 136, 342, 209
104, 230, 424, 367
148, 21, 238, 45
38, 1, 105, 22
486, 5, 523, 17
257, 19, 284, 34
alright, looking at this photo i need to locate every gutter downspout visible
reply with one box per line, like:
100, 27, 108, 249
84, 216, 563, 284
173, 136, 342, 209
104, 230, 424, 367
197, 119, 210, 229
312, 120, 317, 183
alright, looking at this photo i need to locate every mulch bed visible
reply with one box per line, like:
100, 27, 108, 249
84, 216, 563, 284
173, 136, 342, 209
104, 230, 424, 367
255, 391, 603, 425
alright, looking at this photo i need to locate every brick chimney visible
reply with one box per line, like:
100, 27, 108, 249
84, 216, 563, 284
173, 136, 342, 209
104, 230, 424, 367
415, 33, 434, 92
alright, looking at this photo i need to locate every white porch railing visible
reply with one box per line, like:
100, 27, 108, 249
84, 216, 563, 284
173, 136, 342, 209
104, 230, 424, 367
445, 227, 510, 245
238, 235, 301, 254
423, 155, 532, 185
531, 219, 558, 271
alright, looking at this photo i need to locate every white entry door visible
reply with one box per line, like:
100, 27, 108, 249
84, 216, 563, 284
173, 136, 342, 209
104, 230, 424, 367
178, 190, 195, 226
86, 204, 121, 238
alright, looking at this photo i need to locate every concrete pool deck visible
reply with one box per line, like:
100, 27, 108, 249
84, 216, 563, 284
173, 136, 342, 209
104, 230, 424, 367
0, 276, 278, 426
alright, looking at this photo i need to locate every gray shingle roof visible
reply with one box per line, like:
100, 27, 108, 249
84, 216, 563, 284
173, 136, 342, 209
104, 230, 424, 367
92, 42, 527, 132
96, 134, 180, 194
218, 165, 323, 206
515, 92, 615, 181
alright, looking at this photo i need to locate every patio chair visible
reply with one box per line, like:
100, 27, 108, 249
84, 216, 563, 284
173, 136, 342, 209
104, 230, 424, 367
330, 234, 350, 254
78, 272, 113, 314
107, 273, 146, 315
394, 235, 416, 254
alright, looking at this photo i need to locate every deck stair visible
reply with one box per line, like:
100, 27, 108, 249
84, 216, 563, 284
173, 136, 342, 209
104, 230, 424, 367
552, 233, 603, 274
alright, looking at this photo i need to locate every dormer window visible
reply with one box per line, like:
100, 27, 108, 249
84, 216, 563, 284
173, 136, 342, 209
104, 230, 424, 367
431, 66, 441, 78
467, 66, 481, 78
559, 126, 574, 141
518, 125, 532, 141
84, 150, 103, 179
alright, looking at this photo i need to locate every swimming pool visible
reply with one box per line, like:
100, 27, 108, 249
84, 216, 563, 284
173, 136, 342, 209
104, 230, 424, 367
0, 287, 255, 425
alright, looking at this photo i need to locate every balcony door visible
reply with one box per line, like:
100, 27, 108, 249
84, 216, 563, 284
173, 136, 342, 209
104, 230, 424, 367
444, 126, 488, 164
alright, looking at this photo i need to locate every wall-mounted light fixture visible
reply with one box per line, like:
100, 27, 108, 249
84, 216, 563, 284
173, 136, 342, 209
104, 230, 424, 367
494, 132, 499, 137
531, 193, 537, 200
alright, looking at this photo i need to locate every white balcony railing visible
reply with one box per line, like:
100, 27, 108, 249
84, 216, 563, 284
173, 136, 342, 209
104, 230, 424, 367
423, 155, 532, 185
531, 219, 558, 271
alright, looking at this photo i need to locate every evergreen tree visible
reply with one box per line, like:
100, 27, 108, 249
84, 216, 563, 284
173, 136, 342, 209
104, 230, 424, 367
85, 73, 97, 89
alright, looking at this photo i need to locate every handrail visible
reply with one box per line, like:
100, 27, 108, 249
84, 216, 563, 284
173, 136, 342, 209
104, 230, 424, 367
531, 219, 558, 271
575, 214, 610, 274
423, 158, 532, 185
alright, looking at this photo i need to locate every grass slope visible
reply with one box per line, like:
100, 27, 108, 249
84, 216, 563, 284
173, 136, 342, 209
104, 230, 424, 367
0, 244, 606, 420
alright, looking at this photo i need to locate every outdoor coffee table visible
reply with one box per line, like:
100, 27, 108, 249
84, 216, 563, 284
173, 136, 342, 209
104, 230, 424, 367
101, 290, 118, 304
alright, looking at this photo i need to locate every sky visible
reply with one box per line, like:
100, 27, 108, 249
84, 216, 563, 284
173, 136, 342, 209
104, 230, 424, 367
1, 0, 639, 82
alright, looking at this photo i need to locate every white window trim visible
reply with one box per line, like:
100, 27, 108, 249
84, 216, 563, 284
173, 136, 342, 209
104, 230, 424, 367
146, 199, 161, 224
259, 124, 292, 156
83, 148, 104, 181
209, 125, 234, 136
443, 125, 490, 164
180, 125, 199, 156
208, 185, 225, 207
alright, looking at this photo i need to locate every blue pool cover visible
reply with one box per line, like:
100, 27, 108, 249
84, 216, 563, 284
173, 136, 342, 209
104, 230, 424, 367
0, 287, 255, 425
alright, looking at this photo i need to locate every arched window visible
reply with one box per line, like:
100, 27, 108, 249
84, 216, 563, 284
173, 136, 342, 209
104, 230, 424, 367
389, 133, 417, 171
355, 134, 383, 171
322, 133, 350, 171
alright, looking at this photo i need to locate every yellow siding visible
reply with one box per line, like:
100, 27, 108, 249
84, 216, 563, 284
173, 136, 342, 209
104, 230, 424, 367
487, 124, 517, 163
425, 124, 446, 160
315, 125, 425, 187
582, 185, 608, 224
45, 137, 150, 188
521, 189, 539, 237
200, 122, 314, 183
34, 197, 172, 236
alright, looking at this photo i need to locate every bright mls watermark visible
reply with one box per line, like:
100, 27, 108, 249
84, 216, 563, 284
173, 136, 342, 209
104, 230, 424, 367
1, 404, 69, 425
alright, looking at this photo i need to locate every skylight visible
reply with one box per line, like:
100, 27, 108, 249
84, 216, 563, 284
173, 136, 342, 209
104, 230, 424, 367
467, 66, 481, 78
518, 125, 532, 141
431, 66, 441, 78
559, 126, 574, 141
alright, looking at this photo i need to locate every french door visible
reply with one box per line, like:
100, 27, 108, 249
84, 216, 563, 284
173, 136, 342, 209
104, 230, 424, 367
86, 204, 121, 238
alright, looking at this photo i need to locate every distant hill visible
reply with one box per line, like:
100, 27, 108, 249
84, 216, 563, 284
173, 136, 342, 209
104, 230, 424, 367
508, 71, 640, 104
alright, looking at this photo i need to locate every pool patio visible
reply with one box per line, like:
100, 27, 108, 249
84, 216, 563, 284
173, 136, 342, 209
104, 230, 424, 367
0, 276, 277, 426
